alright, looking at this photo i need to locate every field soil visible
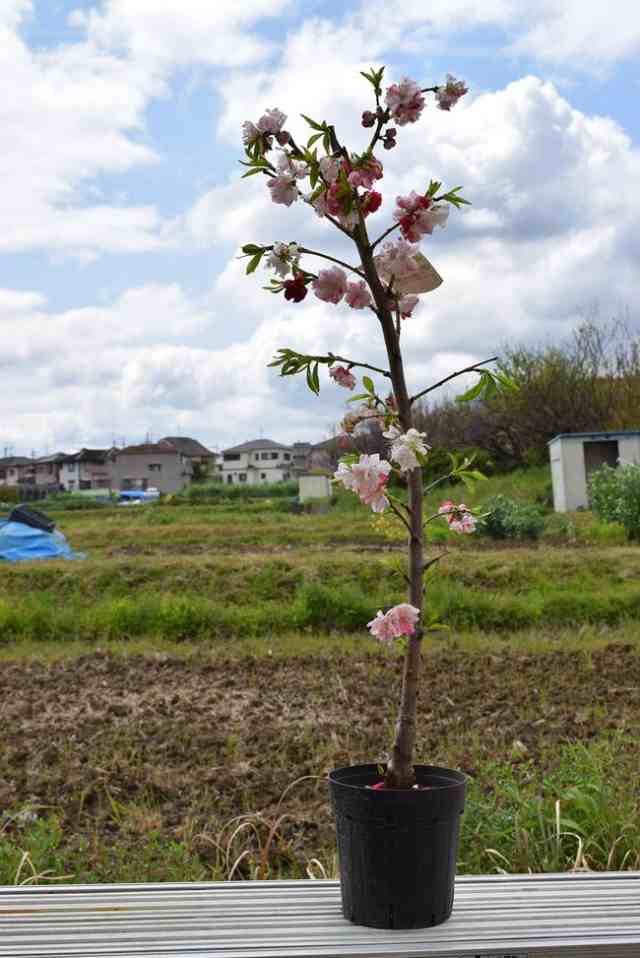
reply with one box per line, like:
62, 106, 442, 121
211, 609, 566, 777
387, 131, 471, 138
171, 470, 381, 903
2, 642, 639, 880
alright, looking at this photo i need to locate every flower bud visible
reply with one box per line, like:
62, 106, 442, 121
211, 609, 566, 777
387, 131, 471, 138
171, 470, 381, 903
361, 110, 376, 128
275, 130, 291, 145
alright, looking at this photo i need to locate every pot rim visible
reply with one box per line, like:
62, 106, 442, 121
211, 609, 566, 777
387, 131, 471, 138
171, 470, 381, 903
328, 762, 467, 792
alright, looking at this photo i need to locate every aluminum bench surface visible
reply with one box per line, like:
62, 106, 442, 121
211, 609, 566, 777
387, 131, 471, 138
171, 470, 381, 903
1, 872, 639, 958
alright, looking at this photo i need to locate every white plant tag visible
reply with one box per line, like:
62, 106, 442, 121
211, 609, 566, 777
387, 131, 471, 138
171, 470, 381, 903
397, 253, 443, 294
374, 252, 443, 295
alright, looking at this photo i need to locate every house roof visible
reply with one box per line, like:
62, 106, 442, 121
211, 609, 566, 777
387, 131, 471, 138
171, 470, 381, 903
311, 436, 352, 450
62, 448, 109, 463
548, 430, 640, 445
35, 453, 66, 464
160, 437, 216, 457
115, 443, 181, 456
222, 438, 292, 454
0, 456, 33, 468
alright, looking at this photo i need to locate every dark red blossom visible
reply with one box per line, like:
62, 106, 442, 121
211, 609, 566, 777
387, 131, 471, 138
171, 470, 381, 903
283, 275, 308, 302
362, 190, 382, 216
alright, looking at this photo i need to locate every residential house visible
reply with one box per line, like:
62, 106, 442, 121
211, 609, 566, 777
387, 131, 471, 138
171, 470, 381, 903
34, 453, 66, 489
160, 437, 218, 480
0, 456, 35, 486
60, 449, 113, 491
109, 442, 192, 494
291, 437, 353, 475
220, 439, 293, 485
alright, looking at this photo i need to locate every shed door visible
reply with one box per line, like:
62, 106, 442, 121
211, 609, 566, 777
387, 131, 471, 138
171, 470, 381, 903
584, 440, 619, 478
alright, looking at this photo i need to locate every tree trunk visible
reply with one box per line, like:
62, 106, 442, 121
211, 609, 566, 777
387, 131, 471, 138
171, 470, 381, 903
357, 236, 424, 789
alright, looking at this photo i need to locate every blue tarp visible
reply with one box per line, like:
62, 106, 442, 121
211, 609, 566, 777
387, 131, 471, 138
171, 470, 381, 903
0, 521, 85, 562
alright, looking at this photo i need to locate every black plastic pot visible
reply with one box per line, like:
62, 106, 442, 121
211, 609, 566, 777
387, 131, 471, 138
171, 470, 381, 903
328, 763, 466, 929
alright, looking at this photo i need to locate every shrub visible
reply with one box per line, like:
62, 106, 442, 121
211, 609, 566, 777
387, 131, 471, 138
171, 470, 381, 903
182, 480, 298, 502
590, 463, 640, 540
479, 494, 545, 541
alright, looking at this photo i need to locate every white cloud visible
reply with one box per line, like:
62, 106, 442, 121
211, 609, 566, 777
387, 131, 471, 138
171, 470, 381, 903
0, 17, 167, 257
70, 0, 291, 69
357, 0, 640, 67
0, 1, 291, 259
507, 1, 640, 66
0, 288, 46, 312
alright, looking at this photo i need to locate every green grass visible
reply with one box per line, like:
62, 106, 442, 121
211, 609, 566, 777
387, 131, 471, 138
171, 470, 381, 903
2, 546, 640, 643
2, 734, 637, 883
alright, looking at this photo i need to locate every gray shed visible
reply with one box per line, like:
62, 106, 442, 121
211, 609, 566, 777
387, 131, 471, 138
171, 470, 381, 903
548, 430, 640, 512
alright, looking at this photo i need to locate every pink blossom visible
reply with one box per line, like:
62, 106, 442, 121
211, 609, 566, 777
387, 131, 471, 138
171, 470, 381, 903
340, 411, 359, 434
312, 266, 348, 304
266, 242, 300, 278
334, 453, 391, 513
324, 182, 359, 230
436, 75, 468, 111
367, 603, 420, 642
256, 108, 287, 134
348, 155, 383, 190
318, 156, 341, 184
242, 121, 260, 147
376, 238, 421, 284
385, 77, 425, 126
329, 365, 356, 390
345, 280, 372, 309
383, 426, 430, 472
309, 189, 330, 218
267, 173, 298, 207
276, 151, 307, 180
398, 295, 420, 319
394, 192, 449, 242
438, 501, 477, 534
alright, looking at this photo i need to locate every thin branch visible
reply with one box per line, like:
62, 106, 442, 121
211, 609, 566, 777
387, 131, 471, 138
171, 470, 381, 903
327, 353, 391, 378
422, 551, 448, 574
297, 247, 365, 279
321, 207, 355, 238
388, 499, 413, 536
370, 221, 401, 251
422, 472, 455, 495
410, 357, 498, 404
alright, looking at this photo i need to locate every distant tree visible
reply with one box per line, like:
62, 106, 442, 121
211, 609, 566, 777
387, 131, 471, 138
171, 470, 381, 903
408, 312, 639, 470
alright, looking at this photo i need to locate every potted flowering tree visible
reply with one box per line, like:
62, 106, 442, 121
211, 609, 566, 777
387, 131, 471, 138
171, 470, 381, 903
239, 68, 511, 930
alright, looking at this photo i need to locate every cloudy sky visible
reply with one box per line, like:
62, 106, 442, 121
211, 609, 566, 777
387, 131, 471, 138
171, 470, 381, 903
1, 0, 639, 456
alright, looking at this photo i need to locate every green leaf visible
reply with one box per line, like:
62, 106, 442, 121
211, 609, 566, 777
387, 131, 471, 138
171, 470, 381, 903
306, 362, 320, 395
245, 252, 263, 275
362, 375, 375, 394
307, 132, 323, 148
456, 375, 486, 403
301, 114, 324, 131
347, 392, 370, 403
241, 167, 266, 178
242, 243, 263, 255
494, 370, 519, 392
426, 180, 441, 198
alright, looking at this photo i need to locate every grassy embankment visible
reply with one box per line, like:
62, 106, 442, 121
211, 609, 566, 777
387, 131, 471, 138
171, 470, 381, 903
0, 465, 638, 884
